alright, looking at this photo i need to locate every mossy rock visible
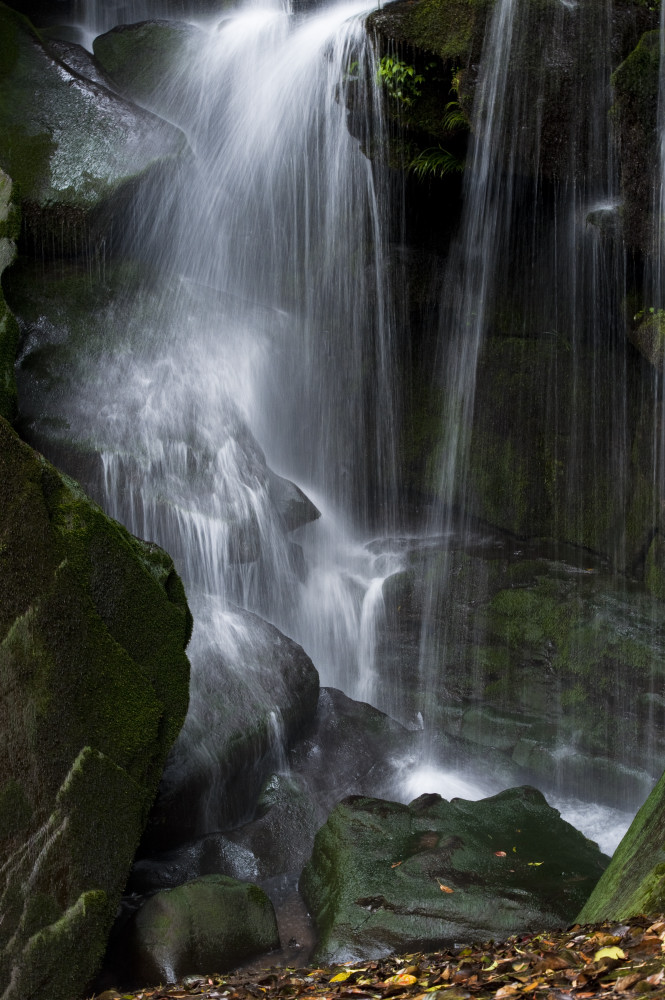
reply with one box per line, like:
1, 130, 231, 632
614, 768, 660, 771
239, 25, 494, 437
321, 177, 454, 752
301, 787, 608, 963
0, 417, 191, 1000
629, 309, 665, 370
0, 2, 189, 256
129, 875, 279, 986
577, 764, 665, 922
93, 20, 204, 116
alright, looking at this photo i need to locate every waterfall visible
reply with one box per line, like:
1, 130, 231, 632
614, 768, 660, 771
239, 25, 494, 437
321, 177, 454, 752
17, 0, 407, 835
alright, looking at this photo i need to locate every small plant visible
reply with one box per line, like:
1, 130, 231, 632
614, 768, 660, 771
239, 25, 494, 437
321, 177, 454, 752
408, 146, 465, 179
633, 305, 665, 322
376, 54, 424, 106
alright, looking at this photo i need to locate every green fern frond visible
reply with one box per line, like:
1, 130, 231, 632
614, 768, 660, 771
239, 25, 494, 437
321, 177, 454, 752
408, 146, 465, 180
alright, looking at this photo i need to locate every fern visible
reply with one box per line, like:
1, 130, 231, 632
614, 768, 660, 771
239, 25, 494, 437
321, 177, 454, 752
408, 146, 465, 180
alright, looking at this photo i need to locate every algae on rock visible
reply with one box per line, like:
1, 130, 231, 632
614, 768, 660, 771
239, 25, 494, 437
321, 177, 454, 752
301, 787, 608, 963
577, 765, 665, 923
0, 418, 191, 1000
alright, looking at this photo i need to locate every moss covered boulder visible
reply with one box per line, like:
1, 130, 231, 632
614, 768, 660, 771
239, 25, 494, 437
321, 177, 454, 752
0, 418, 191, 1000
128, 875, 279, 986
0, 168, 20, 421
0, 2, 188, 255
301, 787, 608, 963
578, 765, 665, 923
93, 20, 204, 117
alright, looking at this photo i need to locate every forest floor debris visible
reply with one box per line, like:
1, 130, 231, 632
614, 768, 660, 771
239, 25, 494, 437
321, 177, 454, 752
89, 913, 665, 1000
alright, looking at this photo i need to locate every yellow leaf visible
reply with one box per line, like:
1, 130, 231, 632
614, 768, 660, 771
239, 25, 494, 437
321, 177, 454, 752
527, 862, 543, 867
512, 847, 517, 853
391, 861, 403, 868
384, 974, 418, 986
436, 880, 454, 893
594, 947, 627, 963
330, 972, 353, 982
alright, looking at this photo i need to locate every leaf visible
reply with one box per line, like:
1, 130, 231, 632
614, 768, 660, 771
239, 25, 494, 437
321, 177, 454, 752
384, 974, 418, 986
494, 985, 520, 998
494, 851, 507, 857
391, 861, 403, 868
593, 947, 626, 963
527, 862, 543, 867
436, 880, 454, 893
330, 972, 353, 983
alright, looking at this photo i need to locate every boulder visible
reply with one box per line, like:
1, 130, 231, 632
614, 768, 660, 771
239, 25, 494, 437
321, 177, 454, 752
0, 2, 188, 255
577, 765, 665, 923
144, 606, 320, 848
301, 787, 609, 963
129, 875, 279, 986
0, 417, 191, 1000
93, 19, 204, 117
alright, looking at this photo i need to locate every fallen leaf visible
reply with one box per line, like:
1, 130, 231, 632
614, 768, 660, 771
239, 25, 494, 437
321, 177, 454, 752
593, 946, 627, 963
436, 881, 454, 893
495, 851, 507, 858
391, 862, 403, 868
330, 972, 353, 983
527, 862, 543, 867
384, 974, 418, 986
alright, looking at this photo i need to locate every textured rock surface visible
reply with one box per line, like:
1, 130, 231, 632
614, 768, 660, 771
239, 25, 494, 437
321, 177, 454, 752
577, 766, 665, 924
0, 418, 191, 1000
301, 787, 609, 964
0, 168, 20, 421
0, 2, 188, 254
130, 875, 279, 986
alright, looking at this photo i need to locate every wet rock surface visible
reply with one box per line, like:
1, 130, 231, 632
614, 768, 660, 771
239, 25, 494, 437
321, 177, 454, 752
0, 2, 188, 254
300, 787, 609, 964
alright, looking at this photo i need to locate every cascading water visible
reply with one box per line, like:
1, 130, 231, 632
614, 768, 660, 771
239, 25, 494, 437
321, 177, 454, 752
12, 0, 665, 914
16, 0, 409, 838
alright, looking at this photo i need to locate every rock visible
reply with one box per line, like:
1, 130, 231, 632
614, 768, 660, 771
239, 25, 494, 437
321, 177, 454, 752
0, 168, 20, 421
268, 469, 321, 532
611, 30, 661, 251
376, 541, 665, 807
301, 787, 609, 963
93, 20, 204, 116
0, 2, 189, 256
577, 765, 665, 923
144, 606, 320, 848
130, 875, 279, 986
0, 417, 191, 1000
629, 309, 665, 372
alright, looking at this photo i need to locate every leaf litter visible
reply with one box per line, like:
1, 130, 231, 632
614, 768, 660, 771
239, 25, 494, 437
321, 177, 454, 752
87, 913, 665, 1000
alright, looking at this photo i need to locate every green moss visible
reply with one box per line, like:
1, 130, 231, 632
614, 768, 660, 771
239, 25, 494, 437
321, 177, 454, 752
93, 21, 196, 108
0, 419, 191, 999
577, 767, 665, 922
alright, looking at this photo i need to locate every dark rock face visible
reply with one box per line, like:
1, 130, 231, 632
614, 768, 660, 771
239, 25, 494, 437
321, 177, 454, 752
144, 606, 320, 849
0, 168, 20, 422
375, 538, 665, 809
0, 2, 188, 256
0, 418, 191, 1000
129, 875, 280, 986
301, 787, 609, 963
